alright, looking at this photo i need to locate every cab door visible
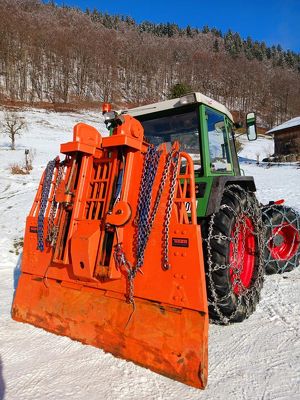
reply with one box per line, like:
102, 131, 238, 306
203, 106, 234, 176
225, 118, 241, 176
195, 106, 237, 217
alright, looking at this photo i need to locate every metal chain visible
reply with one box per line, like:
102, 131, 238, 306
114, 242, 136, 304
262, 204, 300, 273
204, 185, 265, 325
112, 146, 160, 307
114, 145, 180, 306
136, 146, 180, 270
46, 163, 65, 246
135, 146, 161, 268
162, 151, 180, 270
37, 159, 57, 251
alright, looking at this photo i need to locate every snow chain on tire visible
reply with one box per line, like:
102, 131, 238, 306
262, 204, 300, 274
204, 184, 265, 325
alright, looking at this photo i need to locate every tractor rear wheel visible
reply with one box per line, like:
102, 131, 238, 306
262, 205, 300, 274
203, 185, 264, 324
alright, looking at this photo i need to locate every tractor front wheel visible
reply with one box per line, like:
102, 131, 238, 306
203, 185, 264, 324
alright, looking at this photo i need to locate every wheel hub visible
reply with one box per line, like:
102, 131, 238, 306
229, 216, 256, 295
273, 233, 284, 247
269, 222, 300, 260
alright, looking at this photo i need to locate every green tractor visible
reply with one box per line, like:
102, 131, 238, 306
104, 92, 300, 324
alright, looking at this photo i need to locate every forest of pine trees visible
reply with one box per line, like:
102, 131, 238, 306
0, 0, 299, 127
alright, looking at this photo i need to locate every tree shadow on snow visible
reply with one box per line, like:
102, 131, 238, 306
0, 357, 5, 400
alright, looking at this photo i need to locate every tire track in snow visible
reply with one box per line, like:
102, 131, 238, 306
1, 183, 11, 194
0, 188, 36, 201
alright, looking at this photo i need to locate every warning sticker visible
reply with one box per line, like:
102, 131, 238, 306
172, 238, 189, 247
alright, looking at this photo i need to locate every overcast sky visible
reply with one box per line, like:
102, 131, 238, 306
54, 0, 300, 52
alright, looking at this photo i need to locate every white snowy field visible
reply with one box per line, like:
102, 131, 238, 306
0, 108, 299, 400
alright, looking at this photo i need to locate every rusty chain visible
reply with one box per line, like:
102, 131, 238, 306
46, 162, 65, 246
37, 159, 57, 251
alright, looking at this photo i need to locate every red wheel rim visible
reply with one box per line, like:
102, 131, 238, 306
229, 216, 256, 295
269, 222, 300, 260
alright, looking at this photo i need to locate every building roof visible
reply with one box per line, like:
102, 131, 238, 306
267, 116, 300, 134
128, 92, 234, 121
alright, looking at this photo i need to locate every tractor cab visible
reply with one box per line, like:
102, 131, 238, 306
129, 93, 237, 176
128, 92, 257, 217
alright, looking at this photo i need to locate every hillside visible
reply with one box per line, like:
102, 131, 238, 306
0, 107, 299, 399
0, 0, 300, 128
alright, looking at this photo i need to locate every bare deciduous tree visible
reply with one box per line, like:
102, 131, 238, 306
1, 111, 27, 150
0, 0, 299, 124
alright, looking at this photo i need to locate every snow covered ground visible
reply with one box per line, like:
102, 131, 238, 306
0, 108, 299, 400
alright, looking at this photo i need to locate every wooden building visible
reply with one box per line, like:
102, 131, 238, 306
267, 117, 300, 156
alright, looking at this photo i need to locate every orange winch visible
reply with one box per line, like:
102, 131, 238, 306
12, 112, 208, 389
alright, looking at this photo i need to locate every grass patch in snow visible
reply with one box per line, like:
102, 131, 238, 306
11, 237, 24, 255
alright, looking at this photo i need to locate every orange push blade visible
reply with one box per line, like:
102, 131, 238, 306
12, 273, 208, 389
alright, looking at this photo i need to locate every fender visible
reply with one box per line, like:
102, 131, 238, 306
205, 176, 256, 216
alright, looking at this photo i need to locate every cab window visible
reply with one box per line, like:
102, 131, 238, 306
226, 120, 240, 175
206, 108, 232, 173
136, 107, 202, 173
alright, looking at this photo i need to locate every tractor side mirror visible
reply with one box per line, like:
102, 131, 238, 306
246, 112, 257, 141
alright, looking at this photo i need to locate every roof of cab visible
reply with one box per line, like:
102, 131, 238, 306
127, 92, 234, 121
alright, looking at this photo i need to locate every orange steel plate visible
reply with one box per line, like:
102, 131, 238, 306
12, 273, 208, 389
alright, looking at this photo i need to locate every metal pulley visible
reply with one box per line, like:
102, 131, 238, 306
106, 201, 132, 226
